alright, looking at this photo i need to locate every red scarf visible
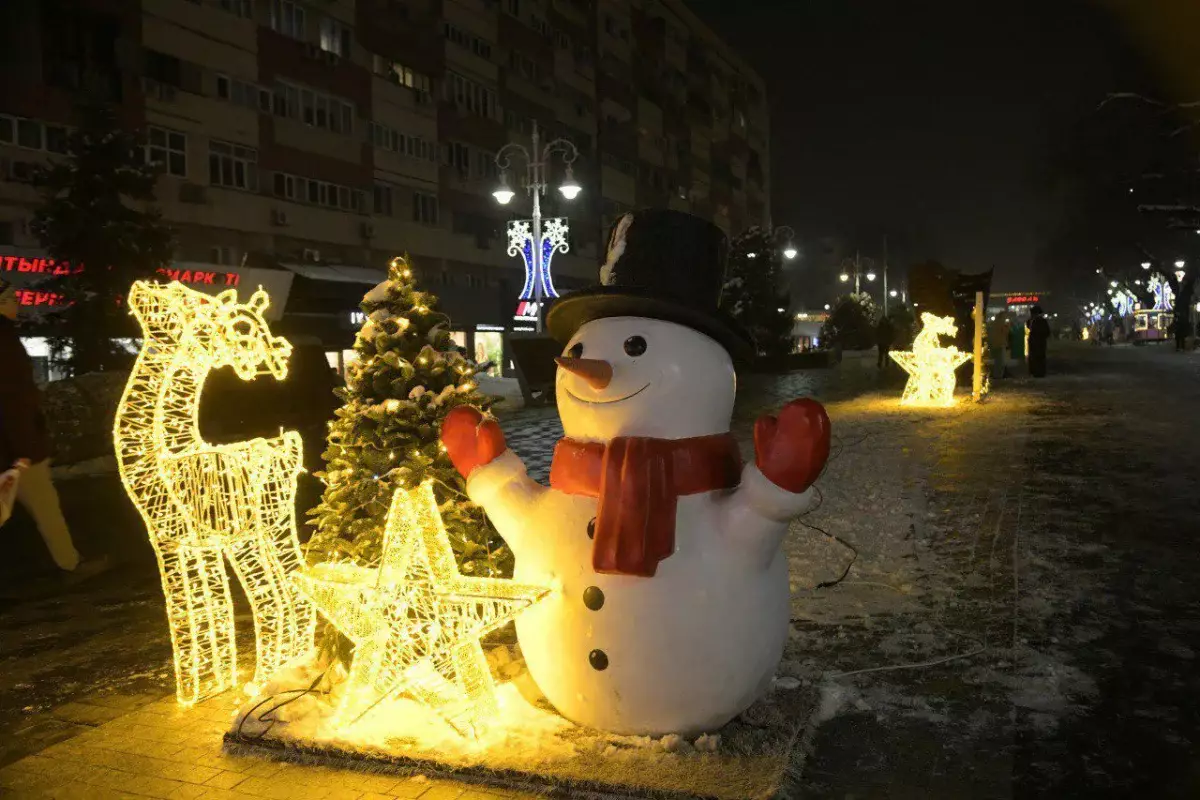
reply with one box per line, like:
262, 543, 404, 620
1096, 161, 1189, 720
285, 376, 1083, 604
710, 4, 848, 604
549, 434, 743, 577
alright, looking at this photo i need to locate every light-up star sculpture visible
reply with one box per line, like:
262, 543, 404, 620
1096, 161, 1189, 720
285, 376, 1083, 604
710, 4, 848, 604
890, 312, 971, 407
508, 217, 569, 305
294, 481, 548, 737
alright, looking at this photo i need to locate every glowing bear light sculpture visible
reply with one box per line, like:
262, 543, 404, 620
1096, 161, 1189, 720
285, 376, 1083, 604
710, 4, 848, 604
115, 281, 314, 704
293, 481, 549, 737
890, 312, 971, 407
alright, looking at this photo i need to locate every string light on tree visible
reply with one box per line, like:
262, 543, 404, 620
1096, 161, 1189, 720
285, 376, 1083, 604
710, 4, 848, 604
114, 281, 314, 704
890, 313, 971, 407
294, 481, 549, 736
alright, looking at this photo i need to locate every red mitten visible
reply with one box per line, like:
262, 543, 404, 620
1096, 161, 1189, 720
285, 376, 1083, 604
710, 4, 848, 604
754, 398, 832, 494
441, 406, 507, 478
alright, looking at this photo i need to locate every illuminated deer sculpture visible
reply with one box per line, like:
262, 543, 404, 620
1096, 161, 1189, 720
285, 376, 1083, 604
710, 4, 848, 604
115, 281, 314, 704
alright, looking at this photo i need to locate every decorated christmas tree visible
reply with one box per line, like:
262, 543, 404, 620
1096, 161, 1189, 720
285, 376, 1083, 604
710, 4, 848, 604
305, 257, 510, 577
719, 226, 794, 357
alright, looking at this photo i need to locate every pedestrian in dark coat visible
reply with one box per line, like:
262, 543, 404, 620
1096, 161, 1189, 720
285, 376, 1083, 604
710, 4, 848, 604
1027, 305, 1051, 378
0, 278, 106, 576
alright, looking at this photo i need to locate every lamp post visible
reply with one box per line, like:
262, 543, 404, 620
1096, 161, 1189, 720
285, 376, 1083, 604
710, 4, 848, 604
838, 252, 876, 295
493, 122, 581, 333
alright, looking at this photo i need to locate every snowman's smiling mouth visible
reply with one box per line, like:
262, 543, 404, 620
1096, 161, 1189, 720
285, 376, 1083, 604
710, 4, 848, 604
565, 382, 652, 405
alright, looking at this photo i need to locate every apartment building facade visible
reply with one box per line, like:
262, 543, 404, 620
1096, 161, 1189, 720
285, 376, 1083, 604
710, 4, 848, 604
0, 0, 769, 372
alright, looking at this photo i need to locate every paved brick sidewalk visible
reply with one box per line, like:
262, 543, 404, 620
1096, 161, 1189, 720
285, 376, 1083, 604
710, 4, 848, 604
0, 692, 539, 799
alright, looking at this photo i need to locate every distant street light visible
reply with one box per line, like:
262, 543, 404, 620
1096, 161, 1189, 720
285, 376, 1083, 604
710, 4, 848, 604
839, 253, 875, 294
823, 303, 831, 310
889, 289, 898, 298
773, 226, 798, 260
839, 273, 850, 282
866, 272, 877, 282
1175, 260, 1186, 268
1141, 262, 1151, 270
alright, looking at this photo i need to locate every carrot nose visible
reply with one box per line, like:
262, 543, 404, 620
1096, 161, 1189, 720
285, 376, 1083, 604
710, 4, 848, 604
555, 357, 613, 390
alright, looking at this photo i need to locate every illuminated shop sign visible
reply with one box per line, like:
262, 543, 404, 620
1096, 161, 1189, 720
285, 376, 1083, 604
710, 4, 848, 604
3, 257, 244, 307
513, 300, 539, 323
1005, 295, 1039, 305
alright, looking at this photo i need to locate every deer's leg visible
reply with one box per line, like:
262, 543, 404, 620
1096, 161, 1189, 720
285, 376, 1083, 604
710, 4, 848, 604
226, 529, 314, 686
158, 544, 238, 704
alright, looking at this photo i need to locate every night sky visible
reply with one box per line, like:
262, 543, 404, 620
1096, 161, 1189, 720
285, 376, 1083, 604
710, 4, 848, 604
687, 0, 1188, 299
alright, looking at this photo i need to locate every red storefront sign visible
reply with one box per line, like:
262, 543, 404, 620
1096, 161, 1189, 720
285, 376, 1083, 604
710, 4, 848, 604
1005, 295, 1039, 305
3, 257, 241, 306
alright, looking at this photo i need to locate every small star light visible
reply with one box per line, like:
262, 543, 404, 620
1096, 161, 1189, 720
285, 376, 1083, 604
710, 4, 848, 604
114, 281, 315, 705
293, 482, 549, 736
889, 313, 971, 407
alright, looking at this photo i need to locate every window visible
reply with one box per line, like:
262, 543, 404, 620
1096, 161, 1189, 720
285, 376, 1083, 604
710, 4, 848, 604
320, 17, 352, 56
531, 16, 551, 38
373, 182, 393, 215
413, 192, 438, 225
218, 0, 252, 18
209, 140, 257, 190
146, 126, 187, 177
211, 245, 237, 265
444, 72, 498, 119
144, 49, 182, 87
273, 172, 296, 199
373, 57, 433, 97
215, 75, 270, 112
270, 0, 305, 39
17, 118, 42, 150
274, 81, 354, 134
475, 151, 498, 181
554, 30, 571, 50
368, 122, 436, 161
274, 171, 364, 211
443, 23, 492, 59
503, 0, 520, 16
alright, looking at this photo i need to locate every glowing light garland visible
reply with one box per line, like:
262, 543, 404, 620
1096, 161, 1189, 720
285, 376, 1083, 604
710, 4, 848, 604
114, 281, 315, 705
890, 313, 971, 407
294, 481, 549, 736
507, 217, 569, 301
1148, 275, 1175, 311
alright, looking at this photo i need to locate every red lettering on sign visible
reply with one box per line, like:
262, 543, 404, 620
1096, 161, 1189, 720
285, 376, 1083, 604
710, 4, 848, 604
225, 272, 240, 286
1006, 295, 1039, 305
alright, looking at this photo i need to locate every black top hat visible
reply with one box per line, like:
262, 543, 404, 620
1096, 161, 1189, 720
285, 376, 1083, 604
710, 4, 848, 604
545, 209, 754, 361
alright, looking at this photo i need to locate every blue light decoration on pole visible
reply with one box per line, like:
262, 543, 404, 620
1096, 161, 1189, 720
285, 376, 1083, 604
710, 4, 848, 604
493, 122, 581, 333
507, 217, 569, 330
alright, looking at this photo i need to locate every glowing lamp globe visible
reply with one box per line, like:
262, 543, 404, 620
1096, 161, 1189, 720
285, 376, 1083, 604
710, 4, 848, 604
839, 273, 850, 282
866, 272, 877, 282
783, 246, 798, 260
1141, 262, 1151, 270
558, 166, 582, 200
889, 289, 898, 297
493, 187, 515, 205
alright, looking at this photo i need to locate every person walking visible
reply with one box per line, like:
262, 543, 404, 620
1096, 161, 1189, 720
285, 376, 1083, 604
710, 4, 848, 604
988, 313, 1011, 379
0, 278, 107, 578
875, 314, 895, 369
1027, 305, 1051, 378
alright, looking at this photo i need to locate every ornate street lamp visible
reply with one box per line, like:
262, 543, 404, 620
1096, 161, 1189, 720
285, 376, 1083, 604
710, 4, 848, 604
493, 123, 581, 333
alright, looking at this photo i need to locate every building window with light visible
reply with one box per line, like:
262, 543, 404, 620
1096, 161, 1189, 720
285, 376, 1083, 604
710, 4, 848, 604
319, 17, 352, 56
145, 126, 187, 178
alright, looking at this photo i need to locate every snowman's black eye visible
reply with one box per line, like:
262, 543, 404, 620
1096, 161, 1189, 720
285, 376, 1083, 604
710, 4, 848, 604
568, 342, 584, 358
624, 336, 647, 357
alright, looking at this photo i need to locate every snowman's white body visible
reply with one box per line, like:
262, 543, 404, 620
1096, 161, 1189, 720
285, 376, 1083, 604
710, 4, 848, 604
467, 317, 815, 736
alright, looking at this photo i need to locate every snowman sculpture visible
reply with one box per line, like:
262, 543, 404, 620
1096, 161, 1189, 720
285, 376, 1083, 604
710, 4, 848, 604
442, 210, 831, 736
